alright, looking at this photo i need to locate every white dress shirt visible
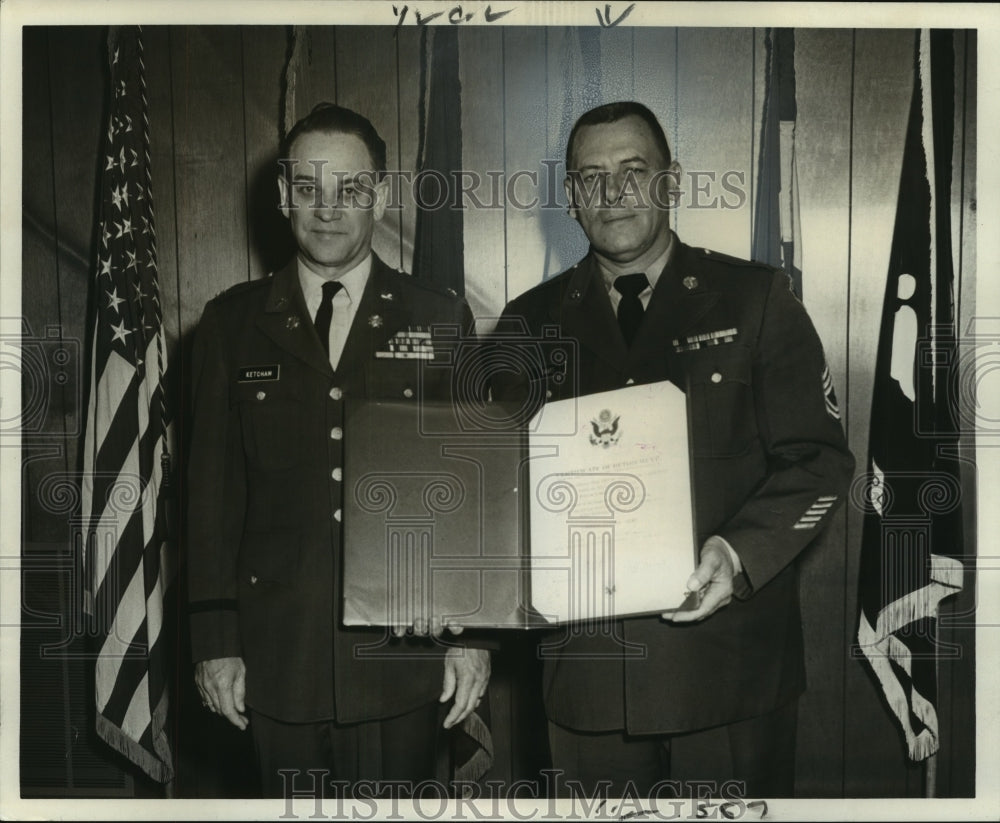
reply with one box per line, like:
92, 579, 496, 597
298, 254, 372, 370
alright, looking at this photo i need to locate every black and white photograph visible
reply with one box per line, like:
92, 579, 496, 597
1, 1, 997, 820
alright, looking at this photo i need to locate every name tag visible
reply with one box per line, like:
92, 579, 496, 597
238, 365, 280, 382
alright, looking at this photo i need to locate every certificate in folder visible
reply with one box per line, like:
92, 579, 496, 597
342, 380, 697, 628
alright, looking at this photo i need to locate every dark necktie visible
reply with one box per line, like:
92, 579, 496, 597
614, 273, 649, 347
313, 280, 343, 356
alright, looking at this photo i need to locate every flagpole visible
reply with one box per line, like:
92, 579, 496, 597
925, 752, 937, 799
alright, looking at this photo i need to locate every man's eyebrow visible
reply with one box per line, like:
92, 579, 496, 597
618, 155, 649, 166
290, 172, 361, 183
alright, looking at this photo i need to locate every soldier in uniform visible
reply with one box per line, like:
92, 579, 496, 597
186, 103, 489, 796
490, 101, 855, 797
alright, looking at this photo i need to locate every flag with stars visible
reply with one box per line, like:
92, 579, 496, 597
80, 26, 175, 783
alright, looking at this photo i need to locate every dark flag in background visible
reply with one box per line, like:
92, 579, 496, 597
856, 29, 964, 762
80, 26, 176, 783
752, 28, 802, 298
411, 25, 493, 783
412, 26, 465, 297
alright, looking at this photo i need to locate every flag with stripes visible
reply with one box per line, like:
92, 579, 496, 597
752, 28, 802, 298
80, 26, 175, 783
856, 29, 964, 763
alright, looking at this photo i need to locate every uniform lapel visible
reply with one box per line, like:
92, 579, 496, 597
335, 255, 409, 382
629, 241, 718, 362
256, 258, 333, 379
556, 254, 629, 373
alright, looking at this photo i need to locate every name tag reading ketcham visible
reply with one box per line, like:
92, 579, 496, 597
237, 364, 280, 382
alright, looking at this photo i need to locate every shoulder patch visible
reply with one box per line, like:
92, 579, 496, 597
397, 271, 466, 302
701, 247, 778, 272
213, 277, 270, 302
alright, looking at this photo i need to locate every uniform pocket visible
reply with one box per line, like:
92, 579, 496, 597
234, 383, 310, 470
686, 344, 758, 457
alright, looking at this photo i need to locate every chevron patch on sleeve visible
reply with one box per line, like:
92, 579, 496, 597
822, 362, 841, 420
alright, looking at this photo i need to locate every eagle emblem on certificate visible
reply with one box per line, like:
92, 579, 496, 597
589, 408, 621, 447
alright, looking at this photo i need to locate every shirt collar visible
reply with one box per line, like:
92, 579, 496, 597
597, 230, 675, 293
297, 253, 372, 304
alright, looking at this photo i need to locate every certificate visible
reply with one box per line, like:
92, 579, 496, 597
342, 380, 697, 628
527, 380, 697, 622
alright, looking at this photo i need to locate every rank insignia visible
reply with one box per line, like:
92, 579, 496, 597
589, 408, 621, 447
822, 362, 841, 420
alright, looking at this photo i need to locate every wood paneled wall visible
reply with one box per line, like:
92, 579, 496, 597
20, 25, 976, 798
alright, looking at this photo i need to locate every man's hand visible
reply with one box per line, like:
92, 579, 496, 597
664, 538, 736, 623
392, 617, 465, 638
194, 656, 248, 730
439, 647, 490, 729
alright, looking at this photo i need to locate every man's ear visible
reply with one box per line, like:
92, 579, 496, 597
563, 176, 578, 219
277, 175, 291, 220
371, 176, 390, 223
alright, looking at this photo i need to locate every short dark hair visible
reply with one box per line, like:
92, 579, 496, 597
565, 101, 672, 171
279, 102, 387, 174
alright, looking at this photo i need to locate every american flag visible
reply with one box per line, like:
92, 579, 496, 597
80, 26, 175, 783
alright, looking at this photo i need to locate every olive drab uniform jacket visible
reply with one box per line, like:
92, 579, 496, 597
490, 238, 855, 734
186, 254, 475, 723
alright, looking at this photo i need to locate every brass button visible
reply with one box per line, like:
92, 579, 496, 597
710, 372, 722, 384
250, 575, 258, 585
329, 386, 343, 400
330, 427, 343, 440
256, 391, 266, 401
332, 467, 342, 482
546, 389, 553, 399
403, 387, 414, 399
334, 509, 342, 522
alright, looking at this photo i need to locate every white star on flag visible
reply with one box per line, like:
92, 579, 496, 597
109, 319, 132, 345
125, 250, 138, 271
100, 257, 112, 277
105, 288, 125, 313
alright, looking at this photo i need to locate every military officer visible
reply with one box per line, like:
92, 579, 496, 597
490, 101, 855, 798
186, 103, 489, 796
